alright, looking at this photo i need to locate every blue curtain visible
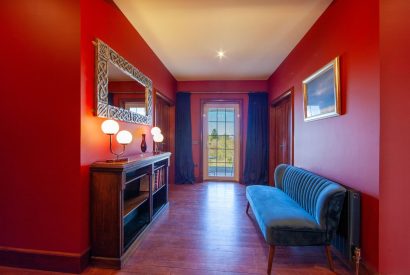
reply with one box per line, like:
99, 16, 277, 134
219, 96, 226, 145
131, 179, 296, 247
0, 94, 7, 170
175, 92, 195, 184
243, 92, 269, 185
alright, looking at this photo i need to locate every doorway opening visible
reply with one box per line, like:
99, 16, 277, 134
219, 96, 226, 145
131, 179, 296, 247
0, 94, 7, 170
155, 90, 175, 183
155, 92, 172, 152
202, 102, 241, 182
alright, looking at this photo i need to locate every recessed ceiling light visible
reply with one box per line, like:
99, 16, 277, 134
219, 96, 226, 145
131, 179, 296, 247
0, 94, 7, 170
217, 50, 226, 59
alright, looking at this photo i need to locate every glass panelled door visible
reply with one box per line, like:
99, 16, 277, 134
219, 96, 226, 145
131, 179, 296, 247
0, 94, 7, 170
203, 103, 240, 181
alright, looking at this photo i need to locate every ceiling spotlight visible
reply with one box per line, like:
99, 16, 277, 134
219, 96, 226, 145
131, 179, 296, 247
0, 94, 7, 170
217, 50, 226, 59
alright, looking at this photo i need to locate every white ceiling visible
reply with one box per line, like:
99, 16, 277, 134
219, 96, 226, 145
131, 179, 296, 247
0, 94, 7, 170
114, 0, 332, 81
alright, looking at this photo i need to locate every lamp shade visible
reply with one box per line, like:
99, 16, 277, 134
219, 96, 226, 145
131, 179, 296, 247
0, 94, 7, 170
150, 126, 161, 136
153, 133, 164, 143
101, 119, 119, 135
116, 130, 133, 145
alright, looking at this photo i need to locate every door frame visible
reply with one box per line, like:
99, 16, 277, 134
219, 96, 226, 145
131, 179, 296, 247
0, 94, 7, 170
269, 88, 294, 185
200, 99, 243, 183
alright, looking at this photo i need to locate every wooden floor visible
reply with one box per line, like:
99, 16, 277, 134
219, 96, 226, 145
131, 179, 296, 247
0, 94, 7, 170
0, 182, 353, 275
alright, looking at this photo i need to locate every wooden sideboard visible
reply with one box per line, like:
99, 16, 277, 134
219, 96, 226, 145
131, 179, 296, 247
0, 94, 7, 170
90, 152, 171, 268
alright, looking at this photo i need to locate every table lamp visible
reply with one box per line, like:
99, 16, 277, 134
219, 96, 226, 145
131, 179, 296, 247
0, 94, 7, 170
151, 127, 164, 153
101, 119, 133, 162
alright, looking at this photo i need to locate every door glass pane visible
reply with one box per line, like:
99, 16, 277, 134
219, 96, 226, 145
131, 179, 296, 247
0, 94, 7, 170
216, 165, 225, 177
226, 109, 234, 122
217, 150, 225, 162
217, 122, 225, 135
217, 109, 225, 121
208, 137, 217, 149
226, 122, 234, 135
208, 149, 217, 162
217, 136, 226, 149
208, 109, 217, 121
226, 149, 234, 163
206, 105, 238, 179
208, 165, 216, 176
208, 122, 217, 135
226, 136, 234, 149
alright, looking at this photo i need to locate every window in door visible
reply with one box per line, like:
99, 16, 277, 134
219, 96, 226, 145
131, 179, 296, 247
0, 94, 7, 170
203, 103, 240, 181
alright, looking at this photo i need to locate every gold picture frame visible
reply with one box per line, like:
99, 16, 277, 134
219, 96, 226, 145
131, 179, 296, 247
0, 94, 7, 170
303, 57, 341, 121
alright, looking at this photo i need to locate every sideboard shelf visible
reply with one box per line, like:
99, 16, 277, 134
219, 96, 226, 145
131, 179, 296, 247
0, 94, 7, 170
123, 192, 149, 217
90, 152, 171, 269
153, 183, 166, 195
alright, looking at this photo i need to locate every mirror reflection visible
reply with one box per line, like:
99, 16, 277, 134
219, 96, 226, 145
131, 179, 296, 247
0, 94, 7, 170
107, 62, 147, 116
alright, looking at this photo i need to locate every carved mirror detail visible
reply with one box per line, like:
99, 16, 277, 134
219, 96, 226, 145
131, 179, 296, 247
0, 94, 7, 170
95, 39, 153, 125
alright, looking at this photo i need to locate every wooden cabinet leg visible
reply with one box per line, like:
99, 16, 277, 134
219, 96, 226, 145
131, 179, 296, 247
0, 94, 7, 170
246, 202, 250, 214
325, 245, 335, 272
267, 245, 275, 274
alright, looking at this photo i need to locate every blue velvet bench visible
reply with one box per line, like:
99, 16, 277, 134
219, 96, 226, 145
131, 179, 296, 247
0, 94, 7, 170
246, 164, 346, 274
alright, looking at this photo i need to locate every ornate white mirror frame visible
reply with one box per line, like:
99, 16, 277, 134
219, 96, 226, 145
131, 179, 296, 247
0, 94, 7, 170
95, 39, 153, 125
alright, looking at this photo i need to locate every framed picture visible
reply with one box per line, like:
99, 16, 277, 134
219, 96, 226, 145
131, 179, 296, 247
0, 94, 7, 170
303, 57, 341, 121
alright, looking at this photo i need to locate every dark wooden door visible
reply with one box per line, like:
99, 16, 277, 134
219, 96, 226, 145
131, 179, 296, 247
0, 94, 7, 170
155, 95, 171, 152
269, 92, 293, 185
155, 92, 175, 184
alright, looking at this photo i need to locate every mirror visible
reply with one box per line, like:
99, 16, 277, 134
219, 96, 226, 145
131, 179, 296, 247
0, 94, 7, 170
95, 39, 153, 125
107, 62, 147, 116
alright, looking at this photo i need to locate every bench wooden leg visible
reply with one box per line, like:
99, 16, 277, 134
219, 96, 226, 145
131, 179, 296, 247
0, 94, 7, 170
267, 245, 275, 274
246, 202, 250, 214
325, 245, 335, 272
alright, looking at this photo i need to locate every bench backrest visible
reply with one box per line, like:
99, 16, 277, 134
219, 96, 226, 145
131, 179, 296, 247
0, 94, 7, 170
274, 164, 346, 241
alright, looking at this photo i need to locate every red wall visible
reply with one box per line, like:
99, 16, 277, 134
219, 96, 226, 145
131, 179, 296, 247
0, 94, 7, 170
80, 0, 176, 252
177, 81, 267, 181
0, 1, 82, 252
0, 0, 176, 262
267, 0, 380, 270
379, 1, 410, 273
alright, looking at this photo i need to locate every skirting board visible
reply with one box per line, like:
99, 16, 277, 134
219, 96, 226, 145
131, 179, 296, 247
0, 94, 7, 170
0, 246, 90, 273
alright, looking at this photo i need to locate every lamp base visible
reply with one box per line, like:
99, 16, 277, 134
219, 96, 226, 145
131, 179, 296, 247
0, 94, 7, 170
106, 157, 129, 163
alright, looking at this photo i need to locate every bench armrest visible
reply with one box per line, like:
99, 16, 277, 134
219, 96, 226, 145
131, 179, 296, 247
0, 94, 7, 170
316, 185, 346, 242
274, 164, 288, 189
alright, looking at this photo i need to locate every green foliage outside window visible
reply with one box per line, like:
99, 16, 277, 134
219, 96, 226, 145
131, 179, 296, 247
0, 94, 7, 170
208, 130, 234, 164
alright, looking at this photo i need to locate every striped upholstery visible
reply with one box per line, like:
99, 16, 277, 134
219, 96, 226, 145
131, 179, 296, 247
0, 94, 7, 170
248, 164, 346, 245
